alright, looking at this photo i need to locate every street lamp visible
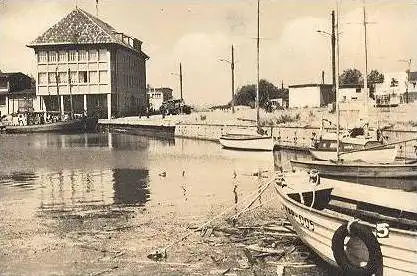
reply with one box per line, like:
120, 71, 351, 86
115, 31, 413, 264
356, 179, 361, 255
399, 58, 412, 104
218, 44, 235, 113
170, 62, 183, 101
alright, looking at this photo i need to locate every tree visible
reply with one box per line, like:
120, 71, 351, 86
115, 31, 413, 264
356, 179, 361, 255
339, 68, 363, 86
234, 79, 286, 109
367, 70, 384, 85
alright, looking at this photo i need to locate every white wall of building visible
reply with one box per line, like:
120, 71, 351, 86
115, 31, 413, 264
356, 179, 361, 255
289, 86, 321, 108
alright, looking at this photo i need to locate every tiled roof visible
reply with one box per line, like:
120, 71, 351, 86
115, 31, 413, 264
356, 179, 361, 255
28, 8, 147, 56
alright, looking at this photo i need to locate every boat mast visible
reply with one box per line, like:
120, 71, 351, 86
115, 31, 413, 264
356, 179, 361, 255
336, 1, 341, 160
256, 0, 260, 127
363, 0, 369, 115
55, 67, 62, 118
68, 68, 74, 118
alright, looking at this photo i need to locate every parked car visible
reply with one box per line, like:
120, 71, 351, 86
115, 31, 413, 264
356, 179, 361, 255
160, 99, 192, 116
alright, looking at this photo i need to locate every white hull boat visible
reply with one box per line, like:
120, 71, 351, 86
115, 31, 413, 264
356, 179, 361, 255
274, 172, 417, 275
310, 145, 397, 164
219, 133, 274, 151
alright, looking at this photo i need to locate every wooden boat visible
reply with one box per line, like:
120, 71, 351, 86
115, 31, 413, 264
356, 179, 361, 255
310, 132, 397, 164
274, 171, 417, 275
219, 132, 274, 151
290, 159, 417, 178
5, 117, 97, 134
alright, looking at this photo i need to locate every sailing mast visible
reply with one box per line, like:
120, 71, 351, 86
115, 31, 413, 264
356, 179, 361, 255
255, 0, 260, 128
363, 0, 369, 114
336, 2, 341, 160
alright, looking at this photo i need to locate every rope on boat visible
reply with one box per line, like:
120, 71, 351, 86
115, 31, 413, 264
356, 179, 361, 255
147, 176, 276, 261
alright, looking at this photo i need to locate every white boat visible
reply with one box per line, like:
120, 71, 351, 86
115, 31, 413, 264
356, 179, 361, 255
219, 133, 274, 151
274, 171, 417, 275
310, 133, 397, 163
218, 0, 274, 151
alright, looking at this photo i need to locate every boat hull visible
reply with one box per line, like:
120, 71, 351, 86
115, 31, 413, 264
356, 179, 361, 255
310, 145, 397, 164
275, 177, 417, 275
219, 134, 274, 151
290, 159, 417, 178
5, 118, 97, 134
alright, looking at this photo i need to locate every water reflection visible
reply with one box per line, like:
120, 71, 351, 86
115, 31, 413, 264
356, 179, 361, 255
112, 169, 150, 205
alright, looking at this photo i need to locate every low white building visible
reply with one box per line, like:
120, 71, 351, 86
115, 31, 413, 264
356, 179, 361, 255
288, 84, 333, 108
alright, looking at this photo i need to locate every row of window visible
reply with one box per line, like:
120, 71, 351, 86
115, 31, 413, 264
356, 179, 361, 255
38, 50, 107, 63
38, 71, 108, 85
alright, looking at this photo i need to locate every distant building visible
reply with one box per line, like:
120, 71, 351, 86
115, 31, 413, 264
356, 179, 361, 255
0, 72, 38, 116
288, 84, 334, 108
27, 8, 149, 119
374, 72, 408, 106
147, 87, 173, 112
406, 71, 417, 102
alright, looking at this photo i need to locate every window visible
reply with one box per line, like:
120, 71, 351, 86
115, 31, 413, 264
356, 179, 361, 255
58, 72, 67, 83
99, 71, 108, 83
79, 71, 88, 83
38, 72, 47, 85
38, 51, 47, 63
69, 50, 77, 62
0, 95, 6, 106
99, 49, 107, 61
48, 51, 57, 63
58, 51, 67, 62
89, 50, 97, 61
89, 71, 98, 83
78, 50, 87, 61
48, 72, 57, 84
70, 71, 78, 83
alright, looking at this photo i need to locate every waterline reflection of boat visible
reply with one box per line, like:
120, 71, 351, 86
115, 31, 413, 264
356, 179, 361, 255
274, 172, 417, 275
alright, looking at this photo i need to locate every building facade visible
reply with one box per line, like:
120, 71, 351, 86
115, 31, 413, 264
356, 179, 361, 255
288, 84, 333, 108
27, 8, 149, 119
0, 72, 38, 116
147, 87, 173, 112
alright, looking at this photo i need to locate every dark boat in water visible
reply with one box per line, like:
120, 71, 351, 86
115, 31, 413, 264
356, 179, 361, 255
5, 116, 97, 134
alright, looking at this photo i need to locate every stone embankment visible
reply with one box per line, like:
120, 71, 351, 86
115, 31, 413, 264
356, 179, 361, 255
98, 106, 417, 154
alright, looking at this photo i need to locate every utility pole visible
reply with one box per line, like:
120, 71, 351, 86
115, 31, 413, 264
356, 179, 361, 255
331, 10, 336, 101
231, 45, 235, 113
55, 67, 62, 118
256, 0, 260, 126
179, 62, 183, 101
363, 0, 369, 111
68, 68, 74, 118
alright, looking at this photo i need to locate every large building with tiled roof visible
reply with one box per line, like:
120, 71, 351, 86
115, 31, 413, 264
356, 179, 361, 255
27, 8, 149, 119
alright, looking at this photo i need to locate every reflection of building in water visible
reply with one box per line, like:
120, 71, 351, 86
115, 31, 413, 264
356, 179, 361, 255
38, 168, 151, 211
112, 169, 150, 205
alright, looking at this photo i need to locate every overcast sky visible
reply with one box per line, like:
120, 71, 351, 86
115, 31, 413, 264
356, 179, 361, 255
0, 0, 416, 106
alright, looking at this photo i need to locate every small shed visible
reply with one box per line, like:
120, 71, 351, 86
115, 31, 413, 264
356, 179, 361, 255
288, 84, 334, 108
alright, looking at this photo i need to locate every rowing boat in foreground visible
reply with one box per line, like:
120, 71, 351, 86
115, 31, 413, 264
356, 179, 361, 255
290, 159, 417, 178
274, 171, 417, 275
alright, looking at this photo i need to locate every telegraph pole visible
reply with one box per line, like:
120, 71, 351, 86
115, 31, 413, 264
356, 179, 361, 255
256, 0, 260, 126
231, 45, 235, 113
331, 10, 336, 101
179, 62, 183, 100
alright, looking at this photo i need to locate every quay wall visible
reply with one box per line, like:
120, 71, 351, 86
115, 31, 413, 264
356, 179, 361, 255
99, 119, 417, 154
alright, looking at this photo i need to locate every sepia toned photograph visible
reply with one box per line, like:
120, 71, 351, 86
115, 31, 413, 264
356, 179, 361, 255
0, 0, 416, 275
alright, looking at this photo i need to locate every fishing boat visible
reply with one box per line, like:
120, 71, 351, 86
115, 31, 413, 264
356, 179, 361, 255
218, 0, 273, 151
5, 115, 97, 134
290, 158, 417, 178
310, 122, 397, 163
274, 171, 417, 275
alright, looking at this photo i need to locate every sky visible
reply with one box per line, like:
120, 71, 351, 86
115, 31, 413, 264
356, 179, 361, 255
0, 0, 416, 106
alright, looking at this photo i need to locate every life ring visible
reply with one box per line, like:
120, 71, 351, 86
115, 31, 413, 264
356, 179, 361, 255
331, 221, 383, 276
